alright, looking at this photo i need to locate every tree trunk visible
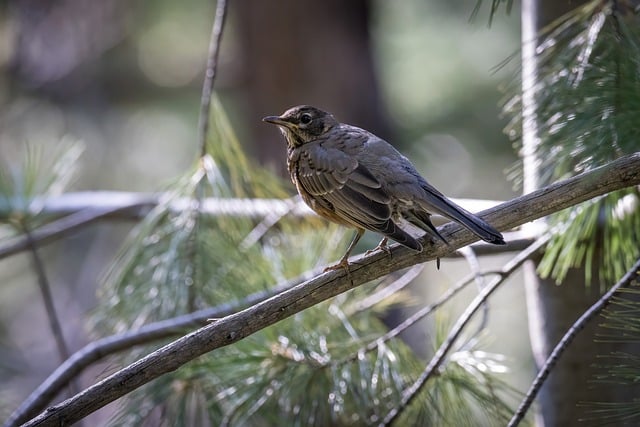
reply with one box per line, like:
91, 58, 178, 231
232, 0, 392, 173
522, 1, 640, 425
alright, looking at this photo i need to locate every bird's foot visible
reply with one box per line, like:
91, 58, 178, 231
323, 256, 355, 284
364, 238, 391, 257
323, 256, 351, 273
323, 230, 363, 274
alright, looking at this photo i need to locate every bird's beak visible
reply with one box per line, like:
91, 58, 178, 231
262, 115, 291, 127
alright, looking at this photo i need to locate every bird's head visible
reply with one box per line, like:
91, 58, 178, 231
263, 105, 338, 147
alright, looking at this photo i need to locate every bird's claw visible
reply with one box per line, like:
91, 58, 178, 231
324, 257, 355, 285
323, 256, 351, 273
364, 238, 391, 257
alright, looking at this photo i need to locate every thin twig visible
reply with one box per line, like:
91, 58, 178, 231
240, 196, 301, 250
507, 257, 640, 427
21, 224, 71, 363
381, 235, 551, 426
349, 264, 425, 314
197, 0, 228, 156
21, 224, 84, 426
458, 246, 489, 351
335, 270, 494, 367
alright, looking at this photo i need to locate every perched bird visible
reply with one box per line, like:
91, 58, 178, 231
263, 105, 505, 270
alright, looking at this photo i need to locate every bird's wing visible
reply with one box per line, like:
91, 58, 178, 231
293, 139, 423, 251
295, 143, 392, 227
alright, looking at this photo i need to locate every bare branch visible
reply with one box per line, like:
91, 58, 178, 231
349, 264, 425, 314
18, 152, 640, 427
508, 257, 640, 427
16, 225, 84, 426
457, 245, 490, 351
0, 192, 502, 221
0, 203, 151, 260
21, 225, 71, 363
197, 0, 228, 156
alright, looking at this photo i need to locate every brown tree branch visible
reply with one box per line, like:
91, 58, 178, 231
5, 236, 526, 424
18, 152, 640, 427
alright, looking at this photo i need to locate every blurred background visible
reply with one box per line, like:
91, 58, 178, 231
0, 0, 523, 423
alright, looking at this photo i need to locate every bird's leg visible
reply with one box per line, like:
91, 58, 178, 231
324, 229, 364, 272
364, 237, 391, 257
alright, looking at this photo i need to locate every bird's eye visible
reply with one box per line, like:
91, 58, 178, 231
299, 113, 312, 125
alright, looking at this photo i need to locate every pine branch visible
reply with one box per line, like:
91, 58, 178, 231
381, 234, 551, 426
4, 277, 298, 427
508, 256, 640, 427
18, 152, 640, 427
471, 0, 515, 25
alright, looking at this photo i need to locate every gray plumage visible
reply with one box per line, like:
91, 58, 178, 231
263, 105, 504, 266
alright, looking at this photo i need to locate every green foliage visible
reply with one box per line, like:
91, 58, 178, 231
504, 1, 640, 284
538, 189, 640, 286
0, 140, 83, 224
392, 350, 520, 427
581, 288, 640, 424
521, 1, 639, 181
200, 304, 413, 426
94, 97, 517, 425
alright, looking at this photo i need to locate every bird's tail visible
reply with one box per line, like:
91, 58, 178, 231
417, 186, 505, 245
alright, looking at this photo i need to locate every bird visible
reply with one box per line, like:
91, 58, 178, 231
263, 105, 505, 271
